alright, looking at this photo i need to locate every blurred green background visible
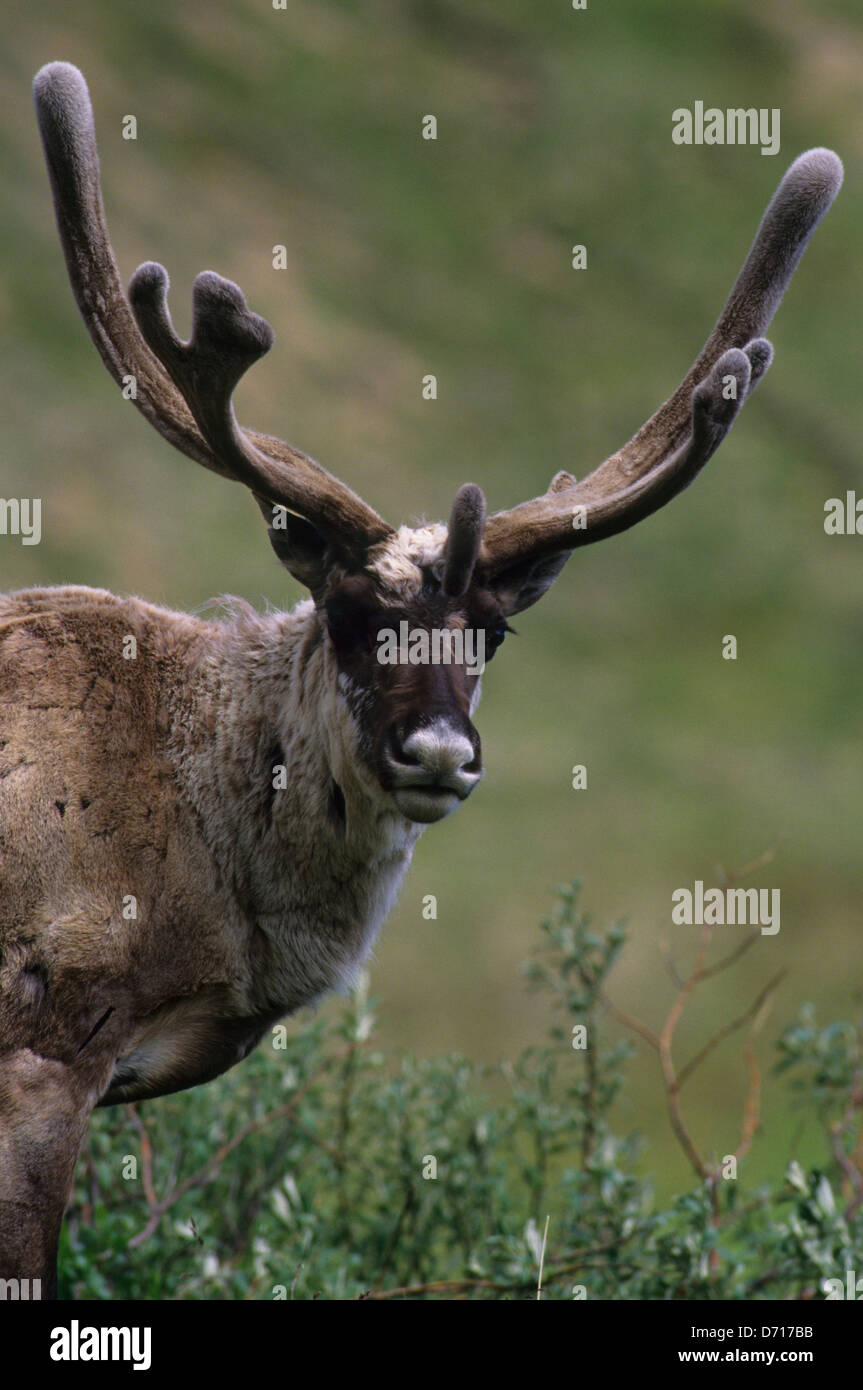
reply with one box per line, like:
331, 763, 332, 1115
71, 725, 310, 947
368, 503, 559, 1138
2, 0, 862, 1200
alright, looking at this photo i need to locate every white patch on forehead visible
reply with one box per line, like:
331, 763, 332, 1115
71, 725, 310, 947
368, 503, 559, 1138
367, 524, 448, 598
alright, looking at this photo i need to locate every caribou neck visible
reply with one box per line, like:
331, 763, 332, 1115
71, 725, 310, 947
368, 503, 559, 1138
166, 601, 423, 979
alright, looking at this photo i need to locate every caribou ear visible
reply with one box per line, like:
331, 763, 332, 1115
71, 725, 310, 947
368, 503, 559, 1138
482, 470, 574, 614
255, 499, 332, 594
488, 550, 572, 616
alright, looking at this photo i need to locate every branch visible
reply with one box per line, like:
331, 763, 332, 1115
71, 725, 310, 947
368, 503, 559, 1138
126, 1104, 158, 1208
127, 1066, 327, 1249
678, 970, 786, 1090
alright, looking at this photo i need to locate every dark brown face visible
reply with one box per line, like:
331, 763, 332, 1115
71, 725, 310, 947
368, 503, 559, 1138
323, 572, 510, 823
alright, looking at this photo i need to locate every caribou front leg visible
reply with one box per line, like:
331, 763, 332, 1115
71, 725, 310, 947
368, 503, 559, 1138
0, 1049, 102, 1300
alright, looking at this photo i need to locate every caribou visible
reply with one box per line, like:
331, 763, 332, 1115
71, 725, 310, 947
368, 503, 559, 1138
0, 61, 842, 1297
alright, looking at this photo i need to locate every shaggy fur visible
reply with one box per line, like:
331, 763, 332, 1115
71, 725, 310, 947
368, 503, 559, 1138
0, 551, 448, 1291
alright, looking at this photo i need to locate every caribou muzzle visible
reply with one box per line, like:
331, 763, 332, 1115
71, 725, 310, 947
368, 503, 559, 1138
386, 719, 482, 823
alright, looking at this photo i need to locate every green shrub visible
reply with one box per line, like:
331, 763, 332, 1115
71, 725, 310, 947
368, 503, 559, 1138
60, 882, 863, 1300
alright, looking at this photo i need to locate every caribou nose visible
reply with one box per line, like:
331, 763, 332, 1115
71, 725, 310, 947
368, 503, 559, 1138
387, 719, 482, 823
398, 723, 482, 795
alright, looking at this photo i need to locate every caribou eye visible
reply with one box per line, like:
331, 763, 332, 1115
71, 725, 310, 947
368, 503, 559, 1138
485, 618, 514, 657
324, 587, 381, 659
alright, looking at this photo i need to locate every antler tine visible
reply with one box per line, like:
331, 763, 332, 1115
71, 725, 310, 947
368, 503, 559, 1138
443, 483, 486, 597
481, 149, 843, 573
33, 62, 211, 467
127, 263, 391, 556
34, 61, 392, 561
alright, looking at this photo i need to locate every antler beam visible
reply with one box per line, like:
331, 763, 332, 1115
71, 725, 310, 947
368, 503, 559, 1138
481, 148, 843, 574
33, 61, 392, 563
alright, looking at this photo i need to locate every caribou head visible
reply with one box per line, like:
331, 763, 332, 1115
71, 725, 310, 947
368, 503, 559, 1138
34, 65, 842, 828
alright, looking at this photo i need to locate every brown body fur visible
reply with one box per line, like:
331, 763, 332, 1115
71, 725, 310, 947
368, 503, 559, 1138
0, 581, 429, 1291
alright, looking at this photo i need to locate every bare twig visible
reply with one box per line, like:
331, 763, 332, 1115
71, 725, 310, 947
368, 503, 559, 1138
536, 1214, 550, 1300
127, 1066, 326, 1249
359, 1231, 646, 1301
657, 924, 713, 1179
127, 1104, 158, 1208
734, 1042, 762, 1164
678, 970, 786, 1090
